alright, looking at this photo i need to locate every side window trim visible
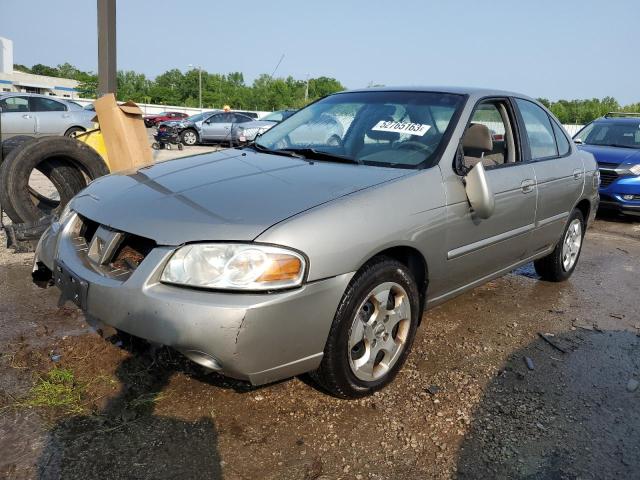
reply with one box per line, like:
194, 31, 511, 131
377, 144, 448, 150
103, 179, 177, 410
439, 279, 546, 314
455, 96, 523, 175
512, 97, 571, 163
548, 115, 573, 159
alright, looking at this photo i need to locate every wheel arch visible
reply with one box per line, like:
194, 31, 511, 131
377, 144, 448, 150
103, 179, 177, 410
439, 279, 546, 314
363, 245, 429, 319
64, 126, 86, 136
575, 198, 591, 224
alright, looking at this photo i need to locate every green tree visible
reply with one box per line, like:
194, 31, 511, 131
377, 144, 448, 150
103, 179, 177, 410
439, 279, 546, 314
30, 63, 59, 77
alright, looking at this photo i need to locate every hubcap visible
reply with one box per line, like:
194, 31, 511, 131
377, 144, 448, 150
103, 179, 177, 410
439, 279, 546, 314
183, 131, 196, 145
348, 282, 411, 382
561, 218, 582, 271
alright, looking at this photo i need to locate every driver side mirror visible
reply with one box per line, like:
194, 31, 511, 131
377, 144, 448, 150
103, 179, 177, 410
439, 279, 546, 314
464, 162, 495, 219
573, 137, 583, 145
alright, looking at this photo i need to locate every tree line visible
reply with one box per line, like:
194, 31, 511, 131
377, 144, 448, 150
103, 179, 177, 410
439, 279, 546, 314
14, 63, 344, 111
14, 63, 640, 121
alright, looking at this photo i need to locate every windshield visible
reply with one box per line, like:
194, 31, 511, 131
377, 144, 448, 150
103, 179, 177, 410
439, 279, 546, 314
575, 121, 640, 149
185, 112, 207, 122
255, 91, 464, 168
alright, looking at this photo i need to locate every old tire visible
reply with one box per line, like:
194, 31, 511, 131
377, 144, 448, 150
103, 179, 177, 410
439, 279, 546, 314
534, 209, 585, 282
311, 257, 420, 398
0, 136, 109, 223
1, 135, 36, 160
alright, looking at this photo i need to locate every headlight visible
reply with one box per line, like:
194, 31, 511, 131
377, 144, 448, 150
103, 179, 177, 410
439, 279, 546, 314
160, 243, 306, 291
628, 164, 640, 176
56, 202, 75, 226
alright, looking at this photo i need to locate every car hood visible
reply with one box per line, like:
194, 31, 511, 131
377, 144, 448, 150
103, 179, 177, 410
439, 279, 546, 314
578, 144, 640, 166
71, 149, 411, 245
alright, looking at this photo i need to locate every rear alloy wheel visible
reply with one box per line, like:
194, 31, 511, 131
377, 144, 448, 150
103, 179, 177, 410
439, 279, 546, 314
312, 257, 420, 398
534, 208, 585, 282
181, 129, 198, 146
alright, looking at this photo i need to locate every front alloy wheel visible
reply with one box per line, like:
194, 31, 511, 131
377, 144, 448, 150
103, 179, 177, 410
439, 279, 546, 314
348, 282, 411, 381
312, 257, 420, 398
181, 129, 198, 146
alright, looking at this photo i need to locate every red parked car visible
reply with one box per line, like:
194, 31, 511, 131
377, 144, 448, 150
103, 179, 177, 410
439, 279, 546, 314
144, 111, 189, 128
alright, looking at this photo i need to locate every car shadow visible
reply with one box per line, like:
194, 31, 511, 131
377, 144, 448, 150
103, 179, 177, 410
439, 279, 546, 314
456, 329, 640, 479
37, 339, 224, 480
596, 209, 640, 224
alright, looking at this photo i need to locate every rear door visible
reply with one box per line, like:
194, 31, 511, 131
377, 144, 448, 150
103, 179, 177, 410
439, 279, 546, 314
29, 96, 70, 136
442, 98, 537, 293
513, 98, 584, 254
0, 96, 35, 139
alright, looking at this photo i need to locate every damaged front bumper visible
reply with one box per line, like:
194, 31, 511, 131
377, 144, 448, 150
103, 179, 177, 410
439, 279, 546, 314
35, 214, 352, 385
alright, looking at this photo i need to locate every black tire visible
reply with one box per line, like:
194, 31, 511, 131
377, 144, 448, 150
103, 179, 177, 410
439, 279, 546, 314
181, 129, 199, 146
1, 135, 36, 159
151, 142, 160, 150
64, 126, 85, 137
0, 136, 109, 223
534, 209, 585, 282
311, 257, 420, 398
177, 143, 184, 151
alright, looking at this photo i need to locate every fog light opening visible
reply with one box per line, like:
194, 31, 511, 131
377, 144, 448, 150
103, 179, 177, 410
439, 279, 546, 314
181, 350, 223, 371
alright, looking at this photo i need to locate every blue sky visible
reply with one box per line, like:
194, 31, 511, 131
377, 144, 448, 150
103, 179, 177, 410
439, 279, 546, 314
1, 0, 637, 103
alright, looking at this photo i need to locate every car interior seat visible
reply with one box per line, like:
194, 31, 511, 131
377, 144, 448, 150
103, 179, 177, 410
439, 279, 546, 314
462, 123, 498, 168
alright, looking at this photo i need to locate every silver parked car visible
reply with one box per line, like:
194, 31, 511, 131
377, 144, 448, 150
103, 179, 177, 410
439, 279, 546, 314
170, 110, 256, 146
231, 109, 297, 144
35, 87, 598, 398
0, 93, 95, 139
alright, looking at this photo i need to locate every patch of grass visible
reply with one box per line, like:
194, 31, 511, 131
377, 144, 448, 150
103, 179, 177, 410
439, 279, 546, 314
128, 391, 167, 409
20, 367, 85, 414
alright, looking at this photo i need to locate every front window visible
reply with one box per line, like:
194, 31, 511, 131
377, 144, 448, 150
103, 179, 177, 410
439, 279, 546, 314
256, 91, 464, 168
575, 121, 640, 149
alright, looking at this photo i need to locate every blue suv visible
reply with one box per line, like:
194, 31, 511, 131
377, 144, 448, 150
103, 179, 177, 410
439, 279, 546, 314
574, 113, 640, 216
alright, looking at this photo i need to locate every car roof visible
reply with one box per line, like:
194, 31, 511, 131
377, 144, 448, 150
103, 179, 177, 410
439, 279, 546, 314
0, 92, 76, 104
593, 116, 640, 124
339, 86, 534, 101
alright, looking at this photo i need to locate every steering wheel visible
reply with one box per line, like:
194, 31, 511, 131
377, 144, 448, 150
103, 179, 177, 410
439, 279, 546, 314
394, 140, 435, 155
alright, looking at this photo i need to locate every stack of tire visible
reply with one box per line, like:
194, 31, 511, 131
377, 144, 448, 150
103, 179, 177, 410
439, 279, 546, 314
0, 136, 109, 249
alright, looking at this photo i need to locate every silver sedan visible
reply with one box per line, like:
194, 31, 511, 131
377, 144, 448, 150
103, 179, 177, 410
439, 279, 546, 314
231, 109, 296, 144
0, 93, 95, 139
35, 87, 598, 398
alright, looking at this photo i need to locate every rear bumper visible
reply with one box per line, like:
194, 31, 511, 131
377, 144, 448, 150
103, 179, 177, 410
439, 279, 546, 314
35, 216, 352, 385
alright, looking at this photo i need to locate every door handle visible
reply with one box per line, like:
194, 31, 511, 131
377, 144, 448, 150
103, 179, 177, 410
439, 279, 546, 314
521, 179, 535, 193
572, 168, 583, 180
62, 113, 71, 118
22, 114, 32, 119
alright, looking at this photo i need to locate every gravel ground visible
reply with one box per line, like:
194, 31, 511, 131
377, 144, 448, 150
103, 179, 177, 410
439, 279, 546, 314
1, 200, 639, 479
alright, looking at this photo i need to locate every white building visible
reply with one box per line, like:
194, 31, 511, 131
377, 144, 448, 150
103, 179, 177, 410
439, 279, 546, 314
0, 37, 81, 98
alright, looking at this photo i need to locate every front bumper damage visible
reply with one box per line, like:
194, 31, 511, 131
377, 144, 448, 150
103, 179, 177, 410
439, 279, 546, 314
35, 214, 352, 385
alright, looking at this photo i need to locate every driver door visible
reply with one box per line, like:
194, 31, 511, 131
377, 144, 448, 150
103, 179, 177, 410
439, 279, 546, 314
440, 98, 537, 294
0, 96, 36, 139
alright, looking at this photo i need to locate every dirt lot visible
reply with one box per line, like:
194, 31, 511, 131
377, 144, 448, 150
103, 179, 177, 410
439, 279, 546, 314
1, 208, 639, 479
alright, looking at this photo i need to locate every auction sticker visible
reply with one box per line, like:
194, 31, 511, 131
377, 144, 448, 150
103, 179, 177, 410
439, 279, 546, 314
372, 120, 431, 136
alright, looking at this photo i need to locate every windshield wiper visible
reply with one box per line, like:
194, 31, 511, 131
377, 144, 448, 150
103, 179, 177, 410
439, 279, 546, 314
248, 142, 305, 159
279, 148, 360, 165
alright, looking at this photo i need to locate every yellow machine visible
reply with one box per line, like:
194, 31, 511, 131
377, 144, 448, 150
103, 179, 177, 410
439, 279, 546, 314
74, 127, 110, 168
